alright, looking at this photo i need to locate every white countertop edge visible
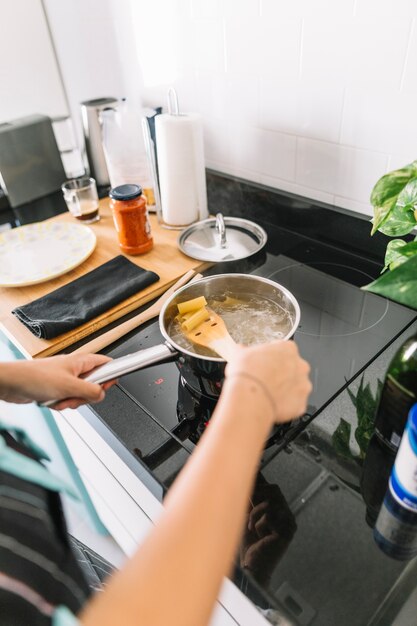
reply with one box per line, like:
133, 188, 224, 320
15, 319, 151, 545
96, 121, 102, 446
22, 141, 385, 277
59, 407, 274, 626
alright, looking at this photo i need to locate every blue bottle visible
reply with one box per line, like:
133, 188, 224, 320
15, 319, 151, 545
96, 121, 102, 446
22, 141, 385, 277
373, 403, 417, 560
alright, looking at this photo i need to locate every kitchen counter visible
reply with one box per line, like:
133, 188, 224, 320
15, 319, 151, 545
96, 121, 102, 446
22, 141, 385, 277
0, 200, 209, 359
4, 171, 417, 626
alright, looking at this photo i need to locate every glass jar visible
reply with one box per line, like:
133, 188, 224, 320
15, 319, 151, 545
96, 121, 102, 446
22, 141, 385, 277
109, 184, 153, 255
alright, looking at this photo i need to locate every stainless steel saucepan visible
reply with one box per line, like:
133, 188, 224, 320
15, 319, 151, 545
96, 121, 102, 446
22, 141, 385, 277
84, 273, 301, 387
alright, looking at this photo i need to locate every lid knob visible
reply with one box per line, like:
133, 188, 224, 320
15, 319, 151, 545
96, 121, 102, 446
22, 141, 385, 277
216, 213, 227, 249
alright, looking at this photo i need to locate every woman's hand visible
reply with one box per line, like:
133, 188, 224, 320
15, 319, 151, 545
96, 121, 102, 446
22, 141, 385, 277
0, 353, 116, 410
224, 340, 312, 427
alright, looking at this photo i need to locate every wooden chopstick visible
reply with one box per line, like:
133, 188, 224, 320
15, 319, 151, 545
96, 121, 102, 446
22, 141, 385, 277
72, 270, 203, 355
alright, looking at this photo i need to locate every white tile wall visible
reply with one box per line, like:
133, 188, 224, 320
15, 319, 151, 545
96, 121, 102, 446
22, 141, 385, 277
45, 0, 417, 216
400, 21, 417, 94
296, 138, 389, 204
260, 78, 345, 143
354, 0, 416, 17
226, 17, 302, 79
340, 89, 417, 155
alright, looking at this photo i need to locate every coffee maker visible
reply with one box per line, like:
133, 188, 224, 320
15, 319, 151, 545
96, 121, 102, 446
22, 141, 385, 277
80, 97, 118, 189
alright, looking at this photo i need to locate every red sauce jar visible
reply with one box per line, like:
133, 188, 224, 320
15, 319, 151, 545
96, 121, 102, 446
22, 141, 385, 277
109, 184, 153, 255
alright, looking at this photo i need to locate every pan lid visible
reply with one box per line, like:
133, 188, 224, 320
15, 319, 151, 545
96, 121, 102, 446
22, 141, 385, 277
178, 213, 267, 262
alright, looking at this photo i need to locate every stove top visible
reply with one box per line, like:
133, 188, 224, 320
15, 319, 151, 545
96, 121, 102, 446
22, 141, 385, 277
106, 238, 414, 454
82, 175, 417, 626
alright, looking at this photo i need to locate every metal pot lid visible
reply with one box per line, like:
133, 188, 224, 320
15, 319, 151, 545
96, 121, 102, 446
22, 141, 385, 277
178, 213, 267, 262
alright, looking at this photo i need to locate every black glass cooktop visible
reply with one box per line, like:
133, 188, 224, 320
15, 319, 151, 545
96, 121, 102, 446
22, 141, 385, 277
106, 243, 414, 445
82, 176, 417, 626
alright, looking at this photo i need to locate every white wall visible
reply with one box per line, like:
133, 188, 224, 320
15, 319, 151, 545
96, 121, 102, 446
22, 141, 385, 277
0, 0, 68, 123
45, 0, 417, 216
43, 0, 137, 150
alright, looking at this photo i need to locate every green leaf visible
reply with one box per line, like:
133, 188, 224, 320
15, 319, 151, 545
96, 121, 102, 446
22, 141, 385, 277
371, 199, 396, 235
362, 253, 417, 309
346, 385, 357, 408
378, 202, 416, 236
355, 422, 372, 456
354, 379, 377, 454
384, 239, 410, 271
344, 376, 382, 457
336, 376, 383, 460
332, 418, 354, 460
397, 240, 417, 257
371, 161, 417, 208
356, 379, 376, 421
375, 379, 383, 407
397, 177, 417, 208
370, 163, 417, 235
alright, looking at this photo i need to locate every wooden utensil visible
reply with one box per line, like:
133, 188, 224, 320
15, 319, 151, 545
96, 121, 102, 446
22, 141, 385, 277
183, 308, 239, 361
73, 270, 203, 354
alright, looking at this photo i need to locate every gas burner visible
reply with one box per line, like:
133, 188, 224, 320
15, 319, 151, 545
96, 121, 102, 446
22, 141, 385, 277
266, 261, 389, 338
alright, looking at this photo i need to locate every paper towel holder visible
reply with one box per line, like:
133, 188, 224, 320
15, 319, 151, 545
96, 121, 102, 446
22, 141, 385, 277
142, 88, 208, 231
142, 113, 185, 231
142, 116, 164, 225
167, 87, 179, 116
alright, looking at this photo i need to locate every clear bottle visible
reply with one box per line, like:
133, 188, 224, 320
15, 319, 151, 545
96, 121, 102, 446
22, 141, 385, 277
101, 102, 155, 208
373, 403, 417, 560
374, 332, 417, 452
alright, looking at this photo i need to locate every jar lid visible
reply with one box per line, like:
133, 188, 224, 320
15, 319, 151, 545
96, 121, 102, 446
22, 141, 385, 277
178, 213, 267, 262
109, 184, 142, 200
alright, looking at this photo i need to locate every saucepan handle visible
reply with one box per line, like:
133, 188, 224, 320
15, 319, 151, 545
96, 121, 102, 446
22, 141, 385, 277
41, 343, 177, 407
85, 342, 177, 384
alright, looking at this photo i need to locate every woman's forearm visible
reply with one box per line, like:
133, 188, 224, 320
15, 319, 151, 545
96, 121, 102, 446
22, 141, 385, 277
80, 341, 311, 626
80, 378, 274, 626
0, 362, 26, 402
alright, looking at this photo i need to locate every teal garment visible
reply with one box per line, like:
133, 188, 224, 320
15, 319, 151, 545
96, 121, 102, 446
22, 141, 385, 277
52, 606, 80, 626
0, 419, 51, 461
0, 418, 82, 625
0, 329, 108, 535
0, 419, 79, 500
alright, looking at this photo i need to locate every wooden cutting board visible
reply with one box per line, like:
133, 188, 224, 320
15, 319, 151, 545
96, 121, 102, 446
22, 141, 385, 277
0, 198, 210, 358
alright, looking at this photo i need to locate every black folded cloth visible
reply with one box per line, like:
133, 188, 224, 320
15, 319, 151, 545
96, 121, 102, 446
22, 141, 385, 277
12, 255, 159, 339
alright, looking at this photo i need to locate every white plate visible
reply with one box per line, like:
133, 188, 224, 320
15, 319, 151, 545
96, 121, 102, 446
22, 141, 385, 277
0, 222, 97, 287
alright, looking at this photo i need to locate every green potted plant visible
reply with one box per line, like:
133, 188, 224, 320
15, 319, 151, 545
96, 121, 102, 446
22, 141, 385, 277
332, 375, 382, 464
363, 161, 417, 309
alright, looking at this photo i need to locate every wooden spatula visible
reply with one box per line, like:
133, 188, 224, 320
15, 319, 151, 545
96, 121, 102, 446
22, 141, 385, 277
183, 308, 239, 361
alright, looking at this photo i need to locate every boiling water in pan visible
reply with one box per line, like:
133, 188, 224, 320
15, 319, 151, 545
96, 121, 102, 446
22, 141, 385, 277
169, 292, 293, 356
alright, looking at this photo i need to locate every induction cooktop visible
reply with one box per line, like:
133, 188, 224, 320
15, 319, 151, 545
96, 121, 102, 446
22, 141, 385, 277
81, 194, 417, 626
104, 236, 415, 455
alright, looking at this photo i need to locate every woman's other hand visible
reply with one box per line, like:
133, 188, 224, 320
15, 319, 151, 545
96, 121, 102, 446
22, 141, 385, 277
0, 353, 116, 410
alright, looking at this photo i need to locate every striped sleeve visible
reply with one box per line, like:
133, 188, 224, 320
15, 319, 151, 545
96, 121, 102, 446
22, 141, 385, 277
0, 430, 91, 625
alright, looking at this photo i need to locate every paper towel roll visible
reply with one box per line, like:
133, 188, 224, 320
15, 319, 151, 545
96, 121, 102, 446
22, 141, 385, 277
155, 113, 208, 227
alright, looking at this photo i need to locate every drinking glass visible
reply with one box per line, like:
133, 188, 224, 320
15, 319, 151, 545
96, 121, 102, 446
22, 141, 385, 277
61, 177, 100, 224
